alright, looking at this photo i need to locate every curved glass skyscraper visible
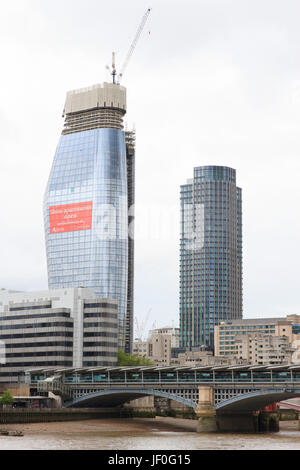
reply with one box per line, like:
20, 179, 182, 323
44, 83, 135, 352
179, 166, 243, 350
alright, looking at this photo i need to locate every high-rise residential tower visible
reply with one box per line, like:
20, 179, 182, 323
44, 82, 135, 352
179, 166, 243, 350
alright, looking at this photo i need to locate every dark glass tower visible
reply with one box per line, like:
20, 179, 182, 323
179, 166, 243, 350
44, 82, 135, 352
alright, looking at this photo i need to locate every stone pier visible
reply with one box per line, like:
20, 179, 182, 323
216, 411, 260, 433
195, 386, 217, 433
258, 410, 280, 433
195, 386, 260, 433
217, 410, 280, 433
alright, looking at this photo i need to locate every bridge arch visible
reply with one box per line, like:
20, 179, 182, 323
65, 388, 197, 409
215, 388, 300, 412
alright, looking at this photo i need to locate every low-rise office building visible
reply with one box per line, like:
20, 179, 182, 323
171, 349, 247, 367
235, 333, 293, 365
215, 315, 300, 363
133, 327, 180, 366
0, 288, 118, 383
133, 335, 171, 366
133, 340, 151, 358
148, 327, 180, 349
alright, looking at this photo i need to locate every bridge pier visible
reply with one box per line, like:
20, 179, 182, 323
196, 387, 281, 433
257, 405, 280, 433
216, 411, 260, 433
258, 411, 280, 433
195, 386, 217, 433
216, 410, 280, 433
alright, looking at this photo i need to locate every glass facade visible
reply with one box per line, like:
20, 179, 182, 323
180, 166, 243, 350
44, 128, 129, 350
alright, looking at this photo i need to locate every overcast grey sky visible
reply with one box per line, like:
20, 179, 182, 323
0, 0, 300, 335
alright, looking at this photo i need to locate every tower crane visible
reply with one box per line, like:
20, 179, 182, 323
134, 308, 152, 341
108, 8, 152, 85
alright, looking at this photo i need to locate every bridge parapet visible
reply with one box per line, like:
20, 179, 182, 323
26, 365, 300, 388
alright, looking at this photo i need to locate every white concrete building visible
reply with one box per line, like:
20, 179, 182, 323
0, 288, 118, 383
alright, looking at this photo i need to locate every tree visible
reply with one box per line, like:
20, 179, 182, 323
117, 350, 154, 366
0, 391, 14, 407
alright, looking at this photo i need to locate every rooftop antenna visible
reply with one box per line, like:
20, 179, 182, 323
112, 52, 117, 84
106, 52, 117, 84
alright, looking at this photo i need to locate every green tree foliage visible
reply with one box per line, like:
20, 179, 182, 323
117, 350, 154, 366
0, 391, 14, 405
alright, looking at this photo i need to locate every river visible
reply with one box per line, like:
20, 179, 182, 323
0, 417, 300, 450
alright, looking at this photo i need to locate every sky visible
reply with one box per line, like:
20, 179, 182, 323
0, 0, 300, 338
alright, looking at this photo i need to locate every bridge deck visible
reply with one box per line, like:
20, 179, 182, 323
26, 365, 300, 386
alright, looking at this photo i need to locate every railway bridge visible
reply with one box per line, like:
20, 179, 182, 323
26, 364, 300, 433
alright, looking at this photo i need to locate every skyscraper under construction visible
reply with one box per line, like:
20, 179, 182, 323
44, 82, 135, 353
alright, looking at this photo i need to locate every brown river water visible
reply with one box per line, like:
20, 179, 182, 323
0, 417, 300, 450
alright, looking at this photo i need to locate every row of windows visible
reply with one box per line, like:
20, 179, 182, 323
0, 332, 74, 340
48, 250, 127, 257
83, 322, 117, 329
1, 332, 119, 341
6, 352, 73, 358
0, 361, 73, 368
52, 161, 94, 169
84, 303, 118, 310
0, 312, 72, 322
50, 277, 127, 285
9, 305, 51, 312
83, 342, 118, 348
5, 342, 73, 349
83, 332, 118, 338
82, 351, 118, 357
84, 313, 118, 320
46, 233, 92, 242
0, 322, 73, 330
219, 326, 276, 332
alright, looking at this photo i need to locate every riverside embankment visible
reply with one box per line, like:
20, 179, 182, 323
0, 408, 134, 424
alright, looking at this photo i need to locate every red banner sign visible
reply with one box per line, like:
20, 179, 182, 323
49, 201, 93, 234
